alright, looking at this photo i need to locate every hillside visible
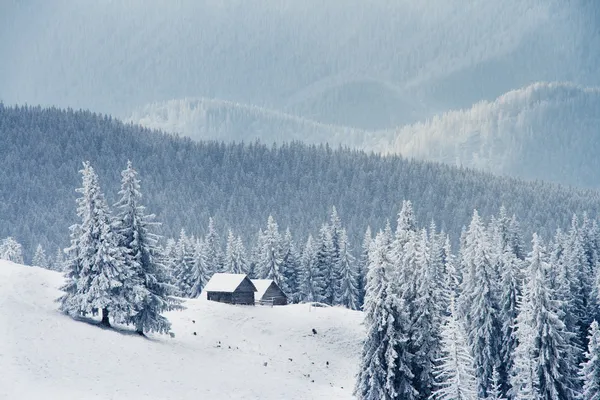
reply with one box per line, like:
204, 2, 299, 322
1, 1, 597, 130
0, 260, 362, 399
2, 104, 600, 259
376, 82, 600, 188
127, 98, 368, 147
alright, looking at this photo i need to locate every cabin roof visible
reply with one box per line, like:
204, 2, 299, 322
250, 279, 276, 299
204, 273, 257, 293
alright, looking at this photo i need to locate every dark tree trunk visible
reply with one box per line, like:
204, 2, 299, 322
101, 308, 110, 327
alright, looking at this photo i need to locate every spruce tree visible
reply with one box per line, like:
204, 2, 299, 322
174, 229, 195, 297
334, 228, 359, 309
315, 223, 336, 304
431, 295, 478, 400
205, 217, 223, 274
300, 234, 323, 302
0, 237, 24, 264
527, 234, 579, 400
189, 239, 209, 297
224, 230, 248, 275
459, 209, 501, 398
58, 162, 133, 327
113, 161, 182, 334
581, 320, 600, 400
258, 215, 284, 286
281, 228, 301, 302
354, 230, 417, 400
32, 244, 48, 268
356, 226, 372, 308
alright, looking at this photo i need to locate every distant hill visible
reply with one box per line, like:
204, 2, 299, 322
378, 82, 600, 188
127, 98, 367, 147
2, 0, 598, 130
2, 104, 600, 259
0, 261, 362, 399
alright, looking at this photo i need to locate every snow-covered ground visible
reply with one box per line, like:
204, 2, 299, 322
0, 261, 363, 399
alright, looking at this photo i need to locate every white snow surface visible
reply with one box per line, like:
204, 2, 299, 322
202, 273, 255, 293
0, 261, 363, 399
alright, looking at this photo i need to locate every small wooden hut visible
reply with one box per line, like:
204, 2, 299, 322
204, 273, 257, 305
251, 279, 288, 306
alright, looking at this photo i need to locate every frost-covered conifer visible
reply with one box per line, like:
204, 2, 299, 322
356, 226, 372, 308
189, 239, 209, 297
113, 161, 182, 334
300, 234, 322, 302
334, 229, 359, 309
431, 295, 478, 400
315, 223, 336, 304
281, 228, 301, 302
58, 162, 134, 327
224, 230, 248, 275
0, 237, 24, 264
205, 217, 223, 274
53, 247, 65, 272
174, 229, 196, 297
581, 320, 600, 400
258, 215, 284, 286
32, 244, 48, 268
459, 209, 501, 398
355, 230, 417, 400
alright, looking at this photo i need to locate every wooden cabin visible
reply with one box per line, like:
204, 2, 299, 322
251, 279, 288, 306
203, 273, 257, 305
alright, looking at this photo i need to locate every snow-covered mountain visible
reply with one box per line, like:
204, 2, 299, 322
128, 98, 368, 147
2, 1, 598, 130
376, 82, 600, 188
0, 260, 362, 399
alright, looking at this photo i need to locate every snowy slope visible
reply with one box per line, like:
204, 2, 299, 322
0, 261, 363, 400
128, 98, 368, 147
372, 82, 600, 187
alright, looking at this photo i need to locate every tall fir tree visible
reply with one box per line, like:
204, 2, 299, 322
315, 223, 336, 304
354, 230, 418, 400
300, 234, 321, 302
525, 234, 579, 400
53, 246, 65, 272
258, 215, 284, 287
113, 161, 182, 334
32, 244, 48, 268
224, 230, 248, 275
581, 320, 600, 400
205, 217, 224, 274
356, 226, 372, 308
334, 228, 359, 309
174, 229, 196, 297
459, 209, 502, 398
281, 228, 301, 302
189, 238, 210, 297
431, 295, 478, 400
58, 162, 134, 327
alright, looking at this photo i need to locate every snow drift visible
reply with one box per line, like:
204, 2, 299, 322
0, 261, 363, 399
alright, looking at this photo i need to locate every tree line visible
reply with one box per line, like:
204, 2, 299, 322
356, 200, 600, 400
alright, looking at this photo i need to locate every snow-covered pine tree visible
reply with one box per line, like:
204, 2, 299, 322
525, 233, 579, 400
334, 228, 359, 309
248, 228, 265, 278
58, 161, 134, 327
205, 217, 224, 274
257, 215, 284, 287
431, 295, 478, 400
356, 226, 372, 308
300, 234, 322, 302
0, 237, 24, 264
315, 223, 336, 304
224, 230, 248, 275
189, 239, 209, 298
411, 228, 442, 398
509, 281, 540, 400
491, 207, 522, 396
581, 320, 600, 400
281, 228, 301, 303
487, 367, 507, 400
354, 230, 417, 400
113, 161, 183, 334
459, 209, 502, 398
174, 229, 196, 297
52, 247, 65, 272
32, 244, 48, 268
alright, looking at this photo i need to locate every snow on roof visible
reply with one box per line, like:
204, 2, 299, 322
250, 279, 274, 300
203, 273, 255, 293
